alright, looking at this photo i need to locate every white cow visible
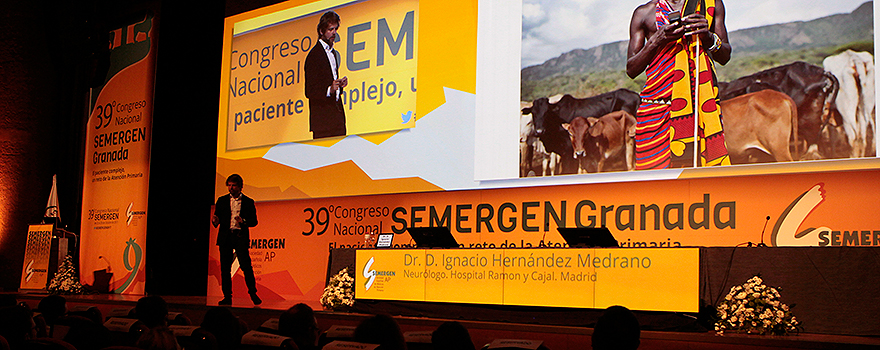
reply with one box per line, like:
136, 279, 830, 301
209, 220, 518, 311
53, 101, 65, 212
520, 112, 541, 176
824, 50, 876, 157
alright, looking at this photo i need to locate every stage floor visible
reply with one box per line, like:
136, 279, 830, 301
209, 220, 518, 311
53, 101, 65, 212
12, 292, 880, 350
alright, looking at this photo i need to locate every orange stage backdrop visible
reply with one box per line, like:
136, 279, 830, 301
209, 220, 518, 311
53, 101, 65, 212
207, 168, 880, 303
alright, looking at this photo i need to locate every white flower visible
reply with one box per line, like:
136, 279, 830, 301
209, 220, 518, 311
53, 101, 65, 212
321, 269, 356, 309
714, 275, 798, 335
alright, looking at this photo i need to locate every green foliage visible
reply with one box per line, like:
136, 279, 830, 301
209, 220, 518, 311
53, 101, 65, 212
522, 70, 644, 102
714, 46, 840, 82
831, 41, 875, 55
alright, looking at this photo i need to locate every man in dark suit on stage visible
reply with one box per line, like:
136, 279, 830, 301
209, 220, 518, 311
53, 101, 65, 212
305, 10, 348, 139
212, 174, 261, 305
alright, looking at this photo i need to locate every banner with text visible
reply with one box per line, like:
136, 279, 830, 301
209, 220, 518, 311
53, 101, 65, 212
206, 168, 880, 306
80, 11, 158, 294
355, 248, 699, 312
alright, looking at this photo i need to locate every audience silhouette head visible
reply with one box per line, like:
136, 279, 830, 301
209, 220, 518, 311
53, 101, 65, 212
136, 326, 181, 350
432, 321, 476, 350
37, 295, 68, 325
137, 296, 169, 329
201, 306, 243, 350
279, 303, 320, 350
354, 314, 407, 350
591, 305, 640, 350
0, 304, 36, 348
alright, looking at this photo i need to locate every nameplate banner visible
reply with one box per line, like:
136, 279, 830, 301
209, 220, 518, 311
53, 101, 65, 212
355, 248, 699, 312
241, 331, 292, 347
104, 317, 139, 332
322, 341, 380, 350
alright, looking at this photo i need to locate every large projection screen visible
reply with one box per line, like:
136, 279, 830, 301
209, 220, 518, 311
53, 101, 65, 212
218, 0, 879, 202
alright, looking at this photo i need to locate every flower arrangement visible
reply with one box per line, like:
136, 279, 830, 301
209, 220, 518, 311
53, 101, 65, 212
47, 255, 85, 295
715, 275, 799, 335
321, 268, 355, 310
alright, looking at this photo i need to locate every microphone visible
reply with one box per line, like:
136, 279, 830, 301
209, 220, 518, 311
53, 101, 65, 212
757, 216, 770, 247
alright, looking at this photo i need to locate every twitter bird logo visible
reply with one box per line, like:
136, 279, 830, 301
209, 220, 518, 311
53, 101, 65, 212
401, 111, 413, 123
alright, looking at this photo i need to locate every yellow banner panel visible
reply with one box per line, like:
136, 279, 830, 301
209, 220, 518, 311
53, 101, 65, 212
502, 249, 597, 308
423, 250, 503, 305
593, 248, 700, 312
356, 248, 699, 312
356, 250, 425, 301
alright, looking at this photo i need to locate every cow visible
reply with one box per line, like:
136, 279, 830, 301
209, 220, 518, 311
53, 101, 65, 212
817, 122, 854, 160
520, 112, 538, 176
525, 89, 640, 175
720, 89, 798, 163
521, 95, 565, 176
520, 112, 558, 176
824, 50, 876, 158
526, 97, 576, 174
563, 111, 637, 173
553, 89, 640, 123
719, 61, 839, 159
563, 117, 592, 173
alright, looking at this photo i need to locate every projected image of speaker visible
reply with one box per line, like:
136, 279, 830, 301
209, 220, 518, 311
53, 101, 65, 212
407, 227, 459, 248
557, 227, 619, 248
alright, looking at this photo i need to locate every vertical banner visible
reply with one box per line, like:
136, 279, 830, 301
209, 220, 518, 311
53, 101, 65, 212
79, 11, 158, 294
20, 224, 55, 290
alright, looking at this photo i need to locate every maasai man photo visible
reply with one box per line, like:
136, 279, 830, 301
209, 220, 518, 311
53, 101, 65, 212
627, 0, 731, 169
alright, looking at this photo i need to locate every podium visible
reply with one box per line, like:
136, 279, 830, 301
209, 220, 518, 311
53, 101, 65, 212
19, 224, 78, 292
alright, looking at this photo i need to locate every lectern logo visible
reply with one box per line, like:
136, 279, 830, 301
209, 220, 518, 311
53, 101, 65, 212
362, 256, 396, 291
363, 257, 377, 290
25, 260, 35, 282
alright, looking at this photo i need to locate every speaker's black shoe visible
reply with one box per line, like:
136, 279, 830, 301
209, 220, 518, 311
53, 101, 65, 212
250, 293, 262, 305
219, 297, 232, 305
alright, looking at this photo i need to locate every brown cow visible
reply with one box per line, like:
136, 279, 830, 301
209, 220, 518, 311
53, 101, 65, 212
564, 117, 591, 173
564, 110, 636, 173
719, 61, 837, 158
720, 89, 799, 163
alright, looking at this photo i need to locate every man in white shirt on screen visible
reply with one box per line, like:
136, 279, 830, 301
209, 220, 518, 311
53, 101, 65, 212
305, 10, 348, 139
